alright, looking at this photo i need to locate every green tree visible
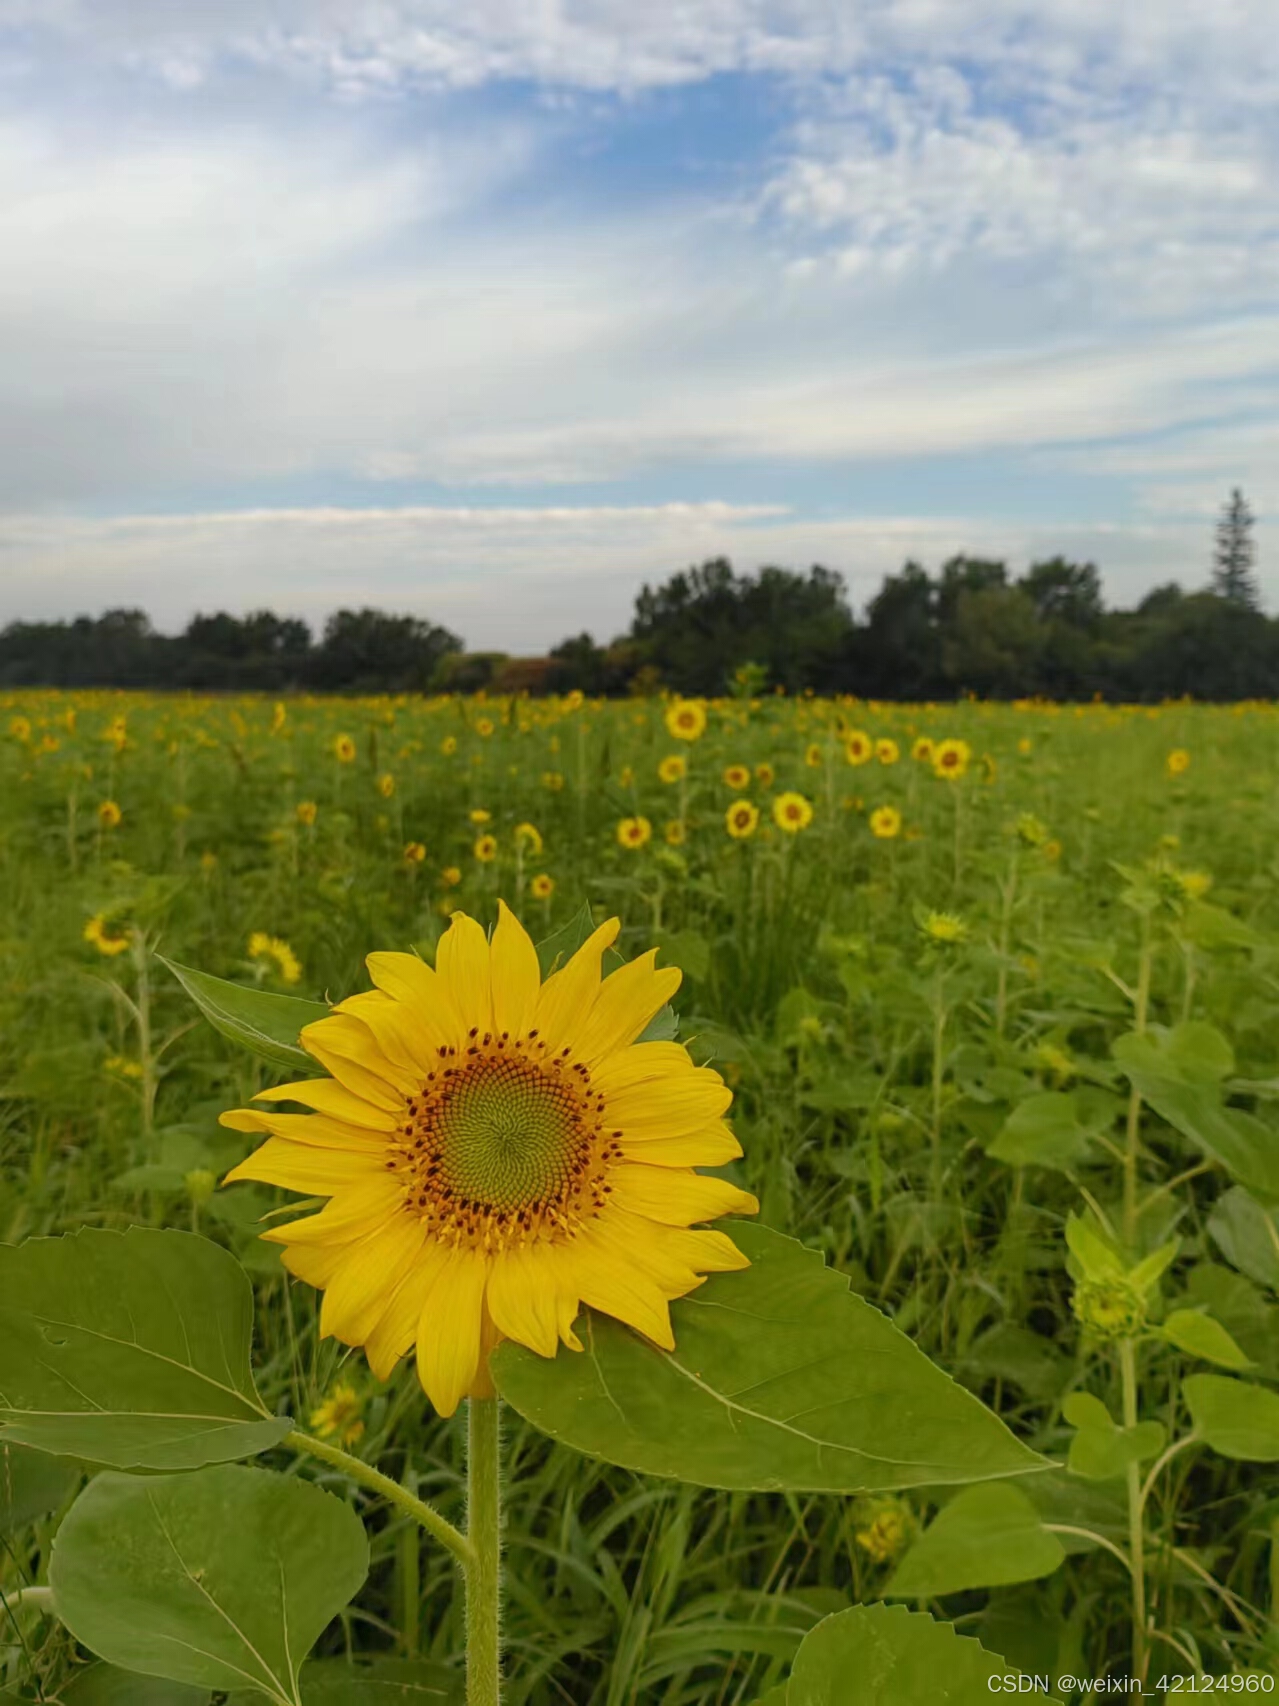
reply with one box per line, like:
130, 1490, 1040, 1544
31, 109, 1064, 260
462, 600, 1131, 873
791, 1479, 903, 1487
1212, 488, 1259, 608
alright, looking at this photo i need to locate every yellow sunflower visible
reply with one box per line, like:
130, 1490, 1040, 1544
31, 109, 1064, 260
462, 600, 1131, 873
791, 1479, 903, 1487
773, 791, 814, 833
658, 754, 687, 784
529, 873, 555, 899
296, 800, 318, 827
474, 834, 498, 863
335, 734, 357, 764
875, 738, 899, 766
725, 800, 759, 839
844, 731, 872, 767
911, 736, 934, 763
722, 763, 751, 790
869, 805, 902, 839
221, 905, 756, 1416
98, 799, 122, 829
1167, 748, 1190, 777
932, 737, 971, 780
617, 815, 652, 850
665, 699, 707, 742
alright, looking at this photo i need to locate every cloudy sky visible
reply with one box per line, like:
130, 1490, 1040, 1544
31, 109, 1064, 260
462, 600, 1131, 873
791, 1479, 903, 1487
1, 2, 1276, 649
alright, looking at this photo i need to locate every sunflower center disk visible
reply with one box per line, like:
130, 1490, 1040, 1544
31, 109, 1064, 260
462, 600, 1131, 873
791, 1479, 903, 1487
392, 1043, 621, 1251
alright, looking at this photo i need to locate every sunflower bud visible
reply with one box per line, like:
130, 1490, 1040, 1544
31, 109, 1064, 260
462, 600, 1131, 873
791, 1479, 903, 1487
1071, 1275, 1148, 1341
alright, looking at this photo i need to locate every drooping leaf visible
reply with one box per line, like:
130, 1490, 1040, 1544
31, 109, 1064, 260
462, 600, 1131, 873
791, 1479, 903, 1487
886, 1484, 1065, 1598
0, 1227, 290, 1469
786, 1603, 1056, 1706
1062, 1393, 1165, 1481
56, 1663, 210, 1705
159, 957, 328, 1074
1157, 1309, 1252, 1369
0, 1440, 78, 1530
49, 1466, 368, 1701
1113, 1030, 1279, 1199
493, 1225, 1046, 1492
1184, 1374, 1279, 1460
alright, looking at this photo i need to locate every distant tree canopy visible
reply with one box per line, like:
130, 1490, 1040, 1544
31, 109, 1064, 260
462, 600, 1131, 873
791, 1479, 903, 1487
0, 489, 1266, 700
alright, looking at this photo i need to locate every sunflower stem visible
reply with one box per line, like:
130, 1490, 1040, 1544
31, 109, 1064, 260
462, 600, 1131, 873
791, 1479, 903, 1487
465, 1395, 503, 1706
284, 1429, 473, 1568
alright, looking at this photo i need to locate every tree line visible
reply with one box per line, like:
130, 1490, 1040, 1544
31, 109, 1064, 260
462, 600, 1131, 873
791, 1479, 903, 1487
3, 489, 1266, 701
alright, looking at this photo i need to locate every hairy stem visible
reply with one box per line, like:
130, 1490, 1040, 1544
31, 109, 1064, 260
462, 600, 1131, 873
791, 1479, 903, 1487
285, 1429, 473, 1568
466, 1396, 503, 1706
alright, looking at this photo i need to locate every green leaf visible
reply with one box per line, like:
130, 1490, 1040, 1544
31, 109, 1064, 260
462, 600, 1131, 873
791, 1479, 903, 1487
534, 903, 597, 977
0, 1440, 78, 1530
1064, 1213, 1123, 1281
636, 1003, 679, 1044
748, 1690, 789, 1706
1207, 1188, 1279, 1290
229, 1656, 463, 1703
1113, 1031, 1279, 1199
652, 929, 711, 983
787, 1603, 1055, 1706
1180, 902, 1261, 952
49, 1465, 368, 1702
886, 1484, 1065, 1597
159, 957, 328, 1074
56, 1664, 210, 1705
493, 1224, 1046, 1492
1163, 1021, 1235, 1082
1157, 1309, 1252, 1369
0, 1227, 290, 1469
988, 1092, 1101, 1172
1184, 1374, 1279, 1460
1062, 1393, 1165, 1480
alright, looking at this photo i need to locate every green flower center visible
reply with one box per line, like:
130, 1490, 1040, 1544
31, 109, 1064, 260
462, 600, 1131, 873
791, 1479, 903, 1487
435, 1059, 585, 1212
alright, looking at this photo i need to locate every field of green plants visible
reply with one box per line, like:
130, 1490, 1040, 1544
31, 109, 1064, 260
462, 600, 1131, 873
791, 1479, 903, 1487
4, 686, 1279, 1705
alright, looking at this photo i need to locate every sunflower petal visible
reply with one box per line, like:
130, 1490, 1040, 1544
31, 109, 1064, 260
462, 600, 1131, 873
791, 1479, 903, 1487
604, 1070, 733, 1136
321, 1215, 427, 1346
338, 989, 447, 1075
365, 951, 465, 1045
416, 1248, 489, 1417
223, 1137, 384, 1194
435, 911, 493, 1036
566, 1229, 676, 1349
608, 1162, 758, 1227
576, 952, 682, 1066
490, 901, 541, 1039
617, 1124, 743, 1166
364, 1241, 453, 1380
301, 1013, 418, 1101
261, 1177, 405, 1244
252, 1078, 398, 1131
486, 1245, 559, 1358
589, 1042, 703, 1096
218, 1108, 386, 1151
533, 917, 620, 1052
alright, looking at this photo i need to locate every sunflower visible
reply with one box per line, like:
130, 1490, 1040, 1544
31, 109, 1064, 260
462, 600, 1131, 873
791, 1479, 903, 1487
221, 904, 756, 1415
377, 773, 396, 798
475, 719, 495, 739
844, 730, 872, 766
84, 913, 130, 956
474, 834, 498, 863
335, 734, 357, 764
932, 738, 971, 780
514, 822, 543, 854
722, 764, 751, 790
754, 761, 775, 789
804, 743, 823, 768
441, 736, 458, 756
658, 754, 687, 784
919, 909, 968, 945
665, 699, 707, 742
875, 738, 900, 766
911, 736, 934, 763
663, 819, 686, 846
725, 800, 759, 839
470, 809, 492, 825
617, 816, 652, 850
529, 873, 555, 899
869, 805, 902, 839
404, 842, 427, 865
1167, 748, 1190, 777
98, 799, 122, 829
249, 932, 303, 985
296, 800, 318, 827
309, 1380, 366, 1446
772, 791, 813, 834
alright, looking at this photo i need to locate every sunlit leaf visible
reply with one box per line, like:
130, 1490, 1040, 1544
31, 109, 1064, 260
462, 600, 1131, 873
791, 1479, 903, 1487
886, 1484, 1065, 1597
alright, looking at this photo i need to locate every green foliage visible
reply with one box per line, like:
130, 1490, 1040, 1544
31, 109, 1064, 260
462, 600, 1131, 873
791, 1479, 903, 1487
55, 1665, 209, 1705
159, 957, 328, 1073
0, 1440, 77, 1531
786, 1603, 1048, 1705
1183, 1376, 1279, 1460
493, 1224, 1044, 1492
885, 1484, 1065, 1597
0, 1227, 290, 1468
49, 1466, 369, 1701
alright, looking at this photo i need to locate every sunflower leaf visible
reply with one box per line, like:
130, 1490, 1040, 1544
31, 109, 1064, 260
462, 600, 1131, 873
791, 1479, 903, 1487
0, 1227, 290, 1469
158, 956, 328, 1074
492, 1224, 1046, 1491
534, 904, 598, 978
49, 1466, 368, 1700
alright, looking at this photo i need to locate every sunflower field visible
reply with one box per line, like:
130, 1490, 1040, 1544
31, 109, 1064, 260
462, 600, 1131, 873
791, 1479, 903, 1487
3, 687, 1279, 1705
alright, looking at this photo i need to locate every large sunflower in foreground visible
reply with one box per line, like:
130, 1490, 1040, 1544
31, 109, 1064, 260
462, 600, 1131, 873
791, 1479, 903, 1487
222, 904, 757, 1416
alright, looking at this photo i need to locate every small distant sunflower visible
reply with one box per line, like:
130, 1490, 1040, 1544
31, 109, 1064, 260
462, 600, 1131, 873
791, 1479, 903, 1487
919, 910, 968, 946
665, 699, 707, 742
876, 738, 900, 766
249, 932, 303, 985
773, 792, 813, 834
664, 819, 686, 846
514, 822, 543, 855
1167, 748, 1190, 777
932, 738, 971, 781
9, 715, 31, 743
804, 743, 823, 769
84, 914, 130, 957
911, 736, 934, 763
725, 800, 759, 839
222, 904, 756, 1415
844, 731, 872, 767
309, 1381, 366, 1447
542, 771, 565, 792
617, 815, 652, 850
530, 873, 555, 899
440, 866, 462, 888
869, 805, 902, 840
98, 799, 122, 829
377, 773, 396, 799
722, 764, 751, 790
297, 800, 318, 827
562, 690, 585, 713
404, 842, 427, 865
475, 718, 495, 739
441, 735, 458, 756
334, 734, 357, 764
474, 834, 498, 863
658, 754, 687, 784
470, 808, 492, 825
754, 761, 775, 789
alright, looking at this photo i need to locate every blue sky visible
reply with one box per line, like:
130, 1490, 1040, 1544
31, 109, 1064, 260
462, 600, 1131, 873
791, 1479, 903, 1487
1, 1, 1276, 649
